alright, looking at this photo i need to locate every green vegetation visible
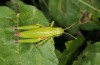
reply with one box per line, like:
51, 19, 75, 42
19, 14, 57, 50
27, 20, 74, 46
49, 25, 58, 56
0, 0, 100, 65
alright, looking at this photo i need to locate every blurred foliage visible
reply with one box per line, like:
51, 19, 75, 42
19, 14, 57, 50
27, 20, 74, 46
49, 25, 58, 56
73, 42, 100, 65
0, 0, 100, 65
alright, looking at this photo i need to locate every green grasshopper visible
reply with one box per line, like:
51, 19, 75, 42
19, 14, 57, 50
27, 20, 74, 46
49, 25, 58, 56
14, 21, 77, 46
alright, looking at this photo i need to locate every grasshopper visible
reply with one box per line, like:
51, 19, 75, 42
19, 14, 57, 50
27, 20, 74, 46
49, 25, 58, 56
14, 21, 77, 46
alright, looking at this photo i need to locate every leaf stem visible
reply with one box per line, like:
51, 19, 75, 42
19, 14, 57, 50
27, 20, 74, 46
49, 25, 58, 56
78, 0, 100, 13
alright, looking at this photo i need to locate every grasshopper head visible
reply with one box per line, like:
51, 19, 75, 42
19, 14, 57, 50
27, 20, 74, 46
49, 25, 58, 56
56, 28, 64, 36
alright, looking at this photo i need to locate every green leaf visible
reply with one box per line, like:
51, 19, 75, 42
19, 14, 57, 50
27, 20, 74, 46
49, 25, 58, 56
7, 0, 50, 26
0, 2, 58, 65
58, 36, 84, 65
49, 0, 100, 32
91, 0, 100, 9
49, 0, 80, 34
79, 21, 100, 31
0, 6, 17, 45
0, 6, 17, 28
55, 49, 61, 58
75, 0, 100, 31
18, 4, 49, 26
0, 40, 58, 65
73, 42, 100, 65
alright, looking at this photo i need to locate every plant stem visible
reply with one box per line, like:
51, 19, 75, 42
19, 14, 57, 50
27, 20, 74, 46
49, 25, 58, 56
78, 0, 100, 13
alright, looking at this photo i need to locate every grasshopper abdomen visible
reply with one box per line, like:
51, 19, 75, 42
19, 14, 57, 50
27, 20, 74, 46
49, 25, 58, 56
14, 27, 64, 38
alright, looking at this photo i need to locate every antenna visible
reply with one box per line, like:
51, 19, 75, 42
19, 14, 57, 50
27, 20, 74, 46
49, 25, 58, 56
64, 22, 78, 30
63, 22, 78, 39
64, 32, 77, 39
